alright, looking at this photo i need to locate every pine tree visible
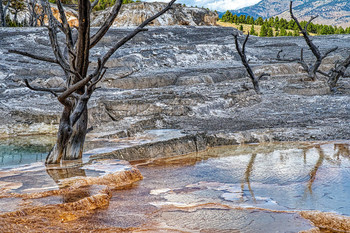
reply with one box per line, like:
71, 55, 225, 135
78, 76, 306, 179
260, 24, 268, 37
267, 27, 274, 37
280, 28, 287, 36
293, 29, 299, 36
250, 24, 256, 35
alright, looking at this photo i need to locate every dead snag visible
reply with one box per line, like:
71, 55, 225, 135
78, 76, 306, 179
322, 56, 350, 91
233, 31, 269, 94
0, 0, 10, 27
9, 0, 176, 164
283, 1, 338, 81
27, 0, 45, 27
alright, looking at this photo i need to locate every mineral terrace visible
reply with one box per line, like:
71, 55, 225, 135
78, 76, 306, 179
1, 26, 350, 156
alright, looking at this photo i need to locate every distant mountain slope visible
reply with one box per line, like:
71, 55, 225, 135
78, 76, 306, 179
91, 2, 218, 27
228, 0, 305, 19
226, 0, 350, 27
277, 0, 350, 27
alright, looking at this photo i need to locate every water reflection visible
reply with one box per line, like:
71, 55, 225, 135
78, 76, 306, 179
241, 153, 257, 203
1, 141, 350, 232
134, 141, 350, 216
46, 160, 91, 203
0, 136, 55, 167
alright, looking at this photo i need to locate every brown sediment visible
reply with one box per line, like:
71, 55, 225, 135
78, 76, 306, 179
300, 211, 350, 232
0, 185, 111, 232
153, 202, 350, 232
299, 227, 321, 233
0, 165, 144, 232
59, 166, 143, 188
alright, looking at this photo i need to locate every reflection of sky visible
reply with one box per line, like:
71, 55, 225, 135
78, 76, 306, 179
183, 143, 350, 215
142, 0, 263, 11
0, 144, 50, 168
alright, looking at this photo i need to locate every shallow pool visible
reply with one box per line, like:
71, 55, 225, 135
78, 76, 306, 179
0, 140, 350, 232
0, 136, 55, 168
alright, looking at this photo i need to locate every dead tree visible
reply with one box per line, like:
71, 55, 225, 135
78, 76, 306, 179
9, 0, 176, 164
324, 56, 350, 90
0, 0, 10, 26
233, 31, 269, 94
278, 1, 338, 81
27, 0, 44, 27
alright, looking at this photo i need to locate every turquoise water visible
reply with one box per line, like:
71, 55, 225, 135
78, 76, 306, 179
0, 140, 349, 232
0, 136, 55, 168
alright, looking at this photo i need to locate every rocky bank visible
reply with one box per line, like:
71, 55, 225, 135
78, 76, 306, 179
91, 2, 218, 27
1, 26, 350, 158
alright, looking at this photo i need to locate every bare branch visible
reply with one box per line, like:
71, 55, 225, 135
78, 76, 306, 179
91, 0, 100, 9
56, 0, 74, 50
276, 49, 301, 63
101, 0, 176, 67
316, 70, 331, 77
304, 15, 318, 31
40, 0, 70, 71
24, 79, 66, 97
290, 1, 321, 60
8, 49, 58, 64
57, 74, 95, 103
257, 73, 270, 81
233, 31, 264, 94
90, 0, 123, 49
322, 47, 338, 60
242, 32, 249, 55
117, 67, 140, 79
289, 1, 338, 81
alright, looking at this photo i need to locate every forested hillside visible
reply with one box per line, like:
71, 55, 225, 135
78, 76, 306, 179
226, 0, 350, 27
220, 11, 350, 37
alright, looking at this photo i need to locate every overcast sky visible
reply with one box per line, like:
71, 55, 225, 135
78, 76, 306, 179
142, 0, 262, 11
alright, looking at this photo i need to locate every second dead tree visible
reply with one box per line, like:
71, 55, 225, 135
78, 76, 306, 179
278, 1, 338, 81
0, 0, 10, 26
233, 31, 269, 94
278, 1, 350, 91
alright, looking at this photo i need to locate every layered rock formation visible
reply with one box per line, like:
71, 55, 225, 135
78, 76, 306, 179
2, 2, 218, 27
91, 2, 218, 27
1, 26, 350, 144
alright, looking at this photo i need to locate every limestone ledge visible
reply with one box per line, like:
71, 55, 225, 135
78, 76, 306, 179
0, 123, 58, 139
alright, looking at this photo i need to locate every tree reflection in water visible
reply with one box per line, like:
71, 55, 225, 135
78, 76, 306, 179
45, 159, 90, 203
241, 153, 257, 203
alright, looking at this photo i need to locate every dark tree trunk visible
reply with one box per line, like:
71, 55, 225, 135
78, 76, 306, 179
63, 107, 88, 160
0, 0, 8, 27
0, 0, 4, 27
10, 0, 177, 164
46, 106, 73, 164
327, 56, 350, 90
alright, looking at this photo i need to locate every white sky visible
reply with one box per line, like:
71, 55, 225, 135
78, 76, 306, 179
142, 0, 263, 11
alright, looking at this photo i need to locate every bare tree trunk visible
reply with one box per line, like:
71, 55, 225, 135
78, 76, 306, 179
233, 32, 269, 94
327, 55, 350, 90
289, 1, 337, 81
10, 0, 176, 164
46, 106, 73, 164
0, 0, 4, 26
63, 107, 87, 160
0, 0, 9, 27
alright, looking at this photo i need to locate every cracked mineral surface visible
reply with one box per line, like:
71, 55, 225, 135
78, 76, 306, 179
1, 26, 350, 144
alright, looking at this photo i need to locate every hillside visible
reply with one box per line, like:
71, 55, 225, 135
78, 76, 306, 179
227, 0, 350, 27
2, 2, 218, 27
91, 2, 218, 27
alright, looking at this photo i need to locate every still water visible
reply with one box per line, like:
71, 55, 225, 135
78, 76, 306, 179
0, 139, 349, 232
0, 136, 55, 168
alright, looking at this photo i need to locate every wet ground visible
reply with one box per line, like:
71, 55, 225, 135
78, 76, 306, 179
0, 139, 350, 232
